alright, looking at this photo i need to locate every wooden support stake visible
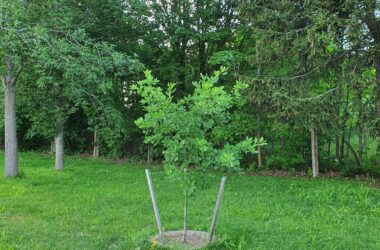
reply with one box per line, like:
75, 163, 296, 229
145, 169, 163, 238
209, 176, 227, 242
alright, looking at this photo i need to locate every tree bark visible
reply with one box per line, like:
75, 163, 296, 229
196, 0, 206, 76
344, 138, 361, 167
199, 38, 206, 75
346, 126, 352, 158
3, 75, 18, 177
327, 137, 331, 161
147, 144, 153, 165
93, 129, 99, 158
335, 135, 340, 161
257, 140, 263, 167
55, 125, 64, 171
310, 125, 319, 177
340, 86, 350, 159
270, 138, 275, 156
358, 123, 364, 164
50, 140, 55, 154
256, 113, 263, 167
375, 54, 380, 120
375, 60, 380, 151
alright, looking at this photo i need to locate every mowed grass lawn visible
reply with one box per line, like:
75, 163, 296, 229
1, 152, 380, 249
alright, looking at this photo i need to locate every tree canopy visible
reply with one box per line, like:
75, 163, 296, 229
1, 0, 379, 177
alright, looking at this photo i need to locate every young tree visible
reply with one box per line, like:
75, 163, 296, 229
0, 0, 30, 177
133, 67, 264, 242
23, 31, 128, 170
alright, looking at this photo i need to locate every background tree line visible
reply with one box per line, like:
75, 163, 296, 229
1, 0, 379, 177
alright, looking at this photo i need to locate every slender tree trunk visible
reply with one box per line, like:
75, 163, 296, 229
93, 128, 99, 158
179, 36, 187, 84
196, 0, 206, 76
358, 125, 364, 163
310, 125, 319, 177
147, 144, 153, 165
327, 137, 331, 161
346, 126, 352, 158
199, 38, 206, 75
363, 17, 380, 151
257, 135, 262, 167
357, 87, 364, 163
256, 114, 262, 167
270, 138, 275, 156
335, 82, 342, 162
50, 140, 55, 154
335, 135, 340, 161
377, 59, 380, 118
344, 139, 361, 167
55, 125, 64, 171
340, 86, 350, 159
4, 75, 18, 177
340, 131, 345, 160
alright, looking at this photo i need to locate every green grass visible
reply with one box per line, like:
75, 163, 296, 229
1, 152, 380, 249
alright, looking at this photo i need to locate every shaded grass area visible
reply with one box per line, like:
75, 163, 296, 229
1, 152, 380, 249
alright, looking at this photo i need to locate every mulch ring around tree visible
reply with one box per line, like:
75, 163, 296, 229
152, 230, 214, 249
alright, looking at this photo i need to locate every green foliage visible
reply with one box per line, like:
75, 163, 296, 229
266, 154, 307, 171
133, 67, 264, 174
1, 0, 379, 175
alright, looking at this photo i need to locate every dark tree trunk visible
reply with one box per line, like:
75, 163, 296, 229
344, 139, 361, 167
363, 14, 380, 150
327, 137, 331, 161
358, 125, 364, 163
270, 138, 275, 156
346, 126, 352, 158
256, 113, 263, 167
375, 59, 380, 151
340, 86, 350, 159
147, 144, 153, 165
357, 87, 364, 163
179, 38, 187, 84
335, 135, 340, 160
199, 38, 206, 75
